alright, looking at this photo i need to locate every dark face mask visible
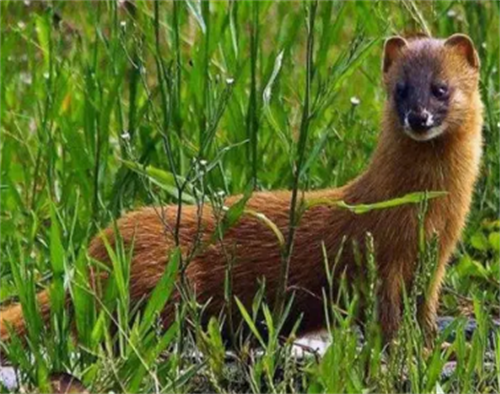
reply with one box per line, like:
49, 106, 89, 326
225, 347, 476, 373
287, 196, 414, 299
393, 62, 450, 136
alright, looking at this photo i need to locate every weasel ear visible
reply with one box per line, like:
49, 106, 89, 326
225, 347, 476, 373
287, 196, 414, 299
445, 34, 480, 69
383, 36, 408, 73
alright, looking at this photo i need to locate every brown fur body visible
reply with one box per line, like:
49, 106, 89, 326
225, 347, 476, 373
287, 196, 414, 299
0, 35, 483, 344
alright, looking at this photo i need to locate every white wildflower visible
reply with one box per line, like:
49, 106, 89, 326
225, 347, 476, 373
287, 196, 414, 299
20, 72, 32, 85
350, 96, 360, 106
29, 118, 37, 133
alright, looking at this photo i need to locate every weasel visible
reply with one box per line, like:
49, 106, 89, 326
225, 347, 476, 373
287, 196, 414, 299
1, 34, 483, 345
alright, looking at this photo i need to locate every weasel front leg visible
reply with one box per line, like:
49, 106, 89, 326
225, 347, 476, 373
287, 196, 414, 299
378, 261, 446, 348
417, 300, 438, 347
378, 268, 403, 344
417, 261, 447, 346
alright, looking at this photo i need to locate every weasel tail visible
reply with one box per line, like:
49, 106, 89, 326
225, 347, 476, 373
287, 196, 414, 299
1, 34, 482, 344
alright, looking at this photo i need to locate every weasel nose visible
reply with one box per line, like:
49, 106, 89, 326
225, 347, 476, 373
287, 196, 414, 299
408, 111, 433, 132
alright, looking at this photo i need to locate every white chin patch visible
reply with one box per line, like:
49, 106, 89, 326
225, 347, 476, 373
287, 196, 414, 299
404, 125, 445, 142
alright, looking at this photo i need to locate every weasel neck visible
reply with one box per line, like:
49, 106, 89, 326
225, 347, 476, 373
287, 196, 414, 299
341, 112, 482, 205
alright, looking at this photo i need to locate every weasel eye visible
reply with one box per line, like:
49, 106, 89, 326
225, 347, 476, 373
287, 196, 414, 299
395, 82, 408, 99
432, 83, 449, 100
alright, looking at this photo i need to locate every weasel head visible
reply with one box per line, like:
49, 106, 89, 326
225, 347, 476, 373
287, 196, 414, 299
382, 34, 480, 142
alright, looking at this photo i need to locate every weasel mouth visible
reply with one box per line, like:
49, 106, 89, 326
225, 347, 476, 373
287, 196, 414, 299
404, 125, 445, 142
402, 109, 445, 141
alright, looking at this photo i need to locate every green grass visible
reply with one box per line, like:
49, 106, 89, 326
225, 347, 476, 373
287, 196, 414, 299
1, 1, 499, 393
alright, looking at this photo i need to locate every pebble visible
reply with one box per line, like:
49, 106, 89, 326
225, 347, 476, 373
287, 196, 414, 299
0, 367, 18, 391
